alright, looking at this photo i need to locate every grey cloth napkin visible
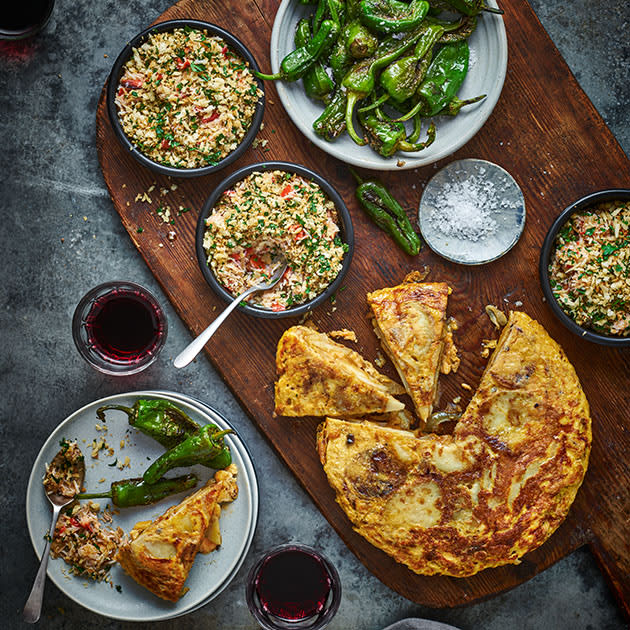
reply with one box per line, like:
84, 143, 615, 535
382, 619, 462, 630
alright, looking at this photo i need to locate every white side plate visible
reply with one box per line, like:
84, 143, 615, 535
25, 390, 258, 622
270, 1, 508, 171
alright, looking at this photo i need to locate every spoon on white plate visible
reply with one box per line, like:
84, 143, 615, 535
23, 445, 85, 623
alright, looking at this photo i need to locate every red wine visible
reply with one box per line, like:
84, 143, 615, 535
0, 1, 55, 38
255, 549, 332, 620
85, 289, 162, 364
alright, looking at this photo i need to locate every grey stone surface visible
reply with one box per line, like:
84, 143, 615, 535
0, 1, 628, 629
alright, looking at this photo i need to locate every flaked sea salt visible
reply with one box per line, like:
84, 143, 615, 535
426, 173, 500, 242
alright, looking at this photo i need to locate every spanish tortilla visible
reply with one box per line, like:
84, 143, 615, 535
317, 312, 591, 576
275, 325, 405, 417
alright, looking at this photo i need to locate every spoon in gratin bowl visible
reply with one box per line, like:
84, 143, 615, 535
24, 443, 85, 623
174, 257, 288, 369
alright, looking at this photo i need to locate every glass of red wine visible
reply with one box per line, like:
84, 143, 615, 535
0, 0, 55, 40
246, 544, 341, 630
72, 281, 167, 376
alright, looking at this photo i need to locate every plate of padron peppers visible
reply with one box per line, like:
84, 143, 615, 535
261, 0, 507, 170
25, 390, 258, 622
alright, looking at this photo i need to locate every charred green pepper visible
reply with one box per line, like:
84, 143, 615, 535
350, 168, 423, 255
329, 19, 378, 82
255, 19, 338, 81
359, 110, 436, 156
97, 399, 199, 450
342, 27, 427, 144
437, 15, 477, 42
379, 22, 444, 104
313, 89, 347, 139
397, 39, 470, 120
78, 474, 198, 507
437, 93, 486, 115
143, 424, 233, 485
346, 21, 378, 58
98, 398, 234, 472
430, 0, 503, 16
359, 0, 429, 34
295, 18, 335, 101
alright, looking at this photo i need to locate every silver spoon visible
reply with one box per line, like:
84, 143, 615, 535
24, 447, 85, 624
174, 258, 288, 369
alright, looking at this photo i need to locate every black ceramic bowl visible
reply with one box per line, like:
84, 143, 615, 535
539, 188, 630, 347
106, 19, 265, 178
196, 161, 354, 319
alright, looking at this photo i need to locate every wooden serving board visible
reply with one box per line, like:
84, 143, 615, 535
96, 0, 630, 615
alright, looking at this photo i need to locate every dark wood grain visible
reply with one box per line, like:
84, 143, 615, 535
95, 0, 630, 615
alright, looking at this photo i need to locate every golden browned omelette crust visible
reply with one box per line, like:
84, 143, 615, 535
117, 466, 238, 601
317, 312, 591, 577
275, 325, 405, 417
367, 282, 450, 422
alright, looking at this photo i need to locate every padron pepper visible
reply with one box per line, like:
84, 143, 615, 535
97, 398, 234, 472
359, 0, 430, 34
437, 15, 477, 43
329, 23, 357, 82
350, 168, 423, 255
429, 0, 503, 16
143, 424, 233, 485
97, 399, 199, 450
330, 19, 378, 82
78, 474, 198, 508
313, 88, 347, 140
379, 22, 445, 104
358, 109, 436, 157
295, 18, 335, 101
346, 21, 378, 58
437, 93, 486, 115
396, 39, 470, 120
342, 27, 427, 144
255, 18, 338, 81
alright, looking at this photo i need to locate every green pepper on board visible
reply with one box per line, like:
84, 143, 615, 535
78, 474, 198, 508
359, 0, 430, 34
97, 399, 200, 450
295, 18, 335, 101
255, 19, 338, 81
143, 424, 233, 485
350, 168, 423, 255
396, 39, 470, 121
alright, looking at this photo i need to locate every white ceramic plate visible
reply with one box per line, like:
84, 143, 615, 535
25, 390, 258, 622
270, 1, 507, 171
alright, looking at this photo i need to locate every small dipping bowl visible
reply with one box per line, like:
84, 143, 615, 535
539, 188, 630, 347
106, 19, 265, 178
418, 158, 526, 265
246, 544, 341, 630
196, 161, 354, 319
72, 281, 168, 375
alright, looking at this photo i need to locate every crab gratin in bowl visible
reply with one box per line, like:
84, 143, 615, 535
106, 19, 265, 178
196, 161, 354, 319
539, 188, 630, 347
